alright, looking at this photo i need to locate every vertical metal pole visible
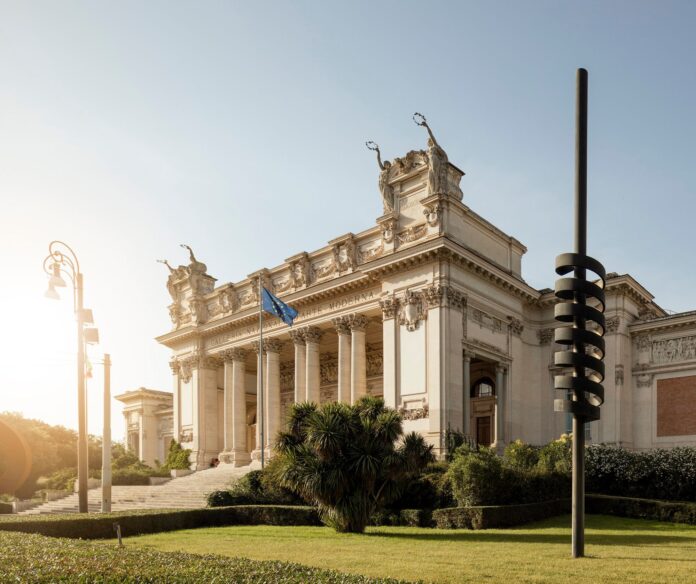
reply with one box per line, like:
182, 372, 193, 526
572, 67, 588, 559
258, 278, 265, 470
102, 354, 112, 513
76, 272, 88, 513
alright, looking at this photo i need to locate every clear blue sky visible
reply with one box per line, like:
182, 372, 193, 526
1, 1, 695, 434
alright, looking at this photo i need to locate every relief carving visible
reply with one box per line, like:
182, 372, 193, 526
508, 318, 524, 336
379, 297, 400, 320
651, 336, 696, 364
396, 223, 427, 246
399, 290, 426, 332
537, 328, 554, 345
470, 308, 503, 333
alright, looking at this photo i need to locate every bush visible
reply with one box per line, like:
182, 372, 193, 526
586, 445, 696, 502
390, 462, 454, 511
0, 502, 12, 514
586, 494, 696, 524
162, 440, 191, 470
0, 505, 321, 539
536, 434, 572, 474
503, 440, 539, 471
208, 461, 305, 508
111, 468, 151, 486
447, 444, 570, 507
371, 508, 433, 527
433, 499, 570, 529
0, 530, 405, 584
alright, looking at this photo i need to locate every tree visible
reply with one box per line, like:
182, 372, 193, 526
274, 396, 434, 533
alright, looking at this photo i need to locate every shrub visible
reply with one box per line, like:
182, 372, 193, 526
536, 434, 572, 474
0, 502, 12, 514
433, 499, 570, 529
586, 445, 696, 502
0, 530, 405, 583
162, 440, 191, 470
503, 440, 539, 471
586, 494, 696, 524
0, 505, 321, 539
111, 468, 151, 486
274, 397, 434, 533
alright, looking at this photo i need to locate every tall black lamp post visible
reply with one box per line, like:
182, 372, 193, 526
43, 241, 99, 513
553, 69, 606, 558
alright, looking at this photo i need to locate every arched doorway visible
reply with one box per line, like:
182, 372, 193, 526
470, 376, 496, 446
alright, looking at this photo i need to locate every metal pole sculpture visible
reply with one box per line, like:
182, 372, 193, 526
553, 68, 606, 558
102, 354, 112, 513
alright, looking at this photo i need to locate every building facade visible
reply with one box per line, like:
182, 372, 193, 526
118, 134, 696, 470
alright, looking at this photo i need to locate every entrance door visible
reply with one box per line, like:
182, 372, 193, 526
476, 416, 492, 446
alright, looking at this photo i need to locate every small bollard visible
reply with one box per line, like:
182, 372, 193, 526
113, 522, 123, 547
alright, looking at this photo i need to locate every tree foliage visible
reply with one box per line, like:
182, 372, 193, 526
273, 397, 434, 533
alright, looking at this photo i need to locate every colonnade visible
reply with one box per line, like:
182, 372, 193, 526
218, 313, 370, 465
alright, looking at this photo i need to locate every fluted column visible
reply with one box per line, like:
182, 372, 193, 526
220, 348, 249, 466
290, 330, 306, 403
264, 338, 283, 456
332, 317, 351, 403
349, 314, 369, 404
493, 364, 506, 453
169, 359, 181, 444
463, 351, 474, 437
304, 327, 323, 403
251, 341, 265, 461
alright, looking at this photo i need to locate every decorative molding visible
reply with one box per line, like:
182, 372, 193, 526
332, 316, 351, 335
379, 217, 397, 244
332, 237, 357, 273
606, 316, 621, 334
423, 202, 442, 227
188, 296, 208, 325
398, 291, 426, 332
264, 338, 284, 353
508, 317, 524, 336
615, 364, 624, 386
537, 328, 554, 345
169, 358, 180, 375
379, 297, 400, 320
289, 329, 305, 346
303, 326, 324, 344
399, 402, 429, 421
635, 334, 652, 351
635, 374, 653, 388
424, 285, 445, 308
358, 241, 384, 263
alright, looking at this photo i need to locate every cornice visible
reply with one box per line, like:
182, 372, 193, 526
630, 311, 696, 335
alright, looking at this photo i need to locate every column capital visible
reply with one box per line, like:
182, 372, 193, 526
464, 350, 475, 361
332, 316, 351, 335
303, 326, 323, 344
264, 338, 284, 353
348, 313, 369, 332
289, 329, 305, 346
221, 348, 247, 363
495, 364, 507, 375
379, 297, 400, 320
251, 341, 265, 355
169, 358, 180, 375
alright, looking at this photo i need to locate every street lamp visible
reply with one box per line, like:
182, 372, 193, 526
43, 241, 99, 513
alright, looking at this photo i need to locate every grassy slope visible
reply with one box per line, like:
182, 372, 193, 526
125, 515, 696, 584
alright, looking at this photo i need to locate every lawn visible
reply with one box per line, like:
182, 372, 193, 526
124, 514, 696, 584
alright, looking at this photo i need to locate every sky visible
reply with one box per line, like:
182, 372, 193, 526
1, 1, 695, 439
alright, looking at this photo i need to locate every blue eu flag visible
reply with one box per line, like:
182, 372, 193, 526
261, 287, 298, 326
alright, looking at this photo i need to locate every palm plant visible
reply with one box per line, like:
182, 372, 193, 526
274, 396, 434, 533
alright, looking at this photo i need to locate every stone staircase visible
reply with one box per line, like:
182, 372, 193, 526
19, 463, 252, 515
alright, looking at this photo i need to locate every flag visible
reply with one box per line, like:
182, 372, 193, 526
261, 287, 298, 326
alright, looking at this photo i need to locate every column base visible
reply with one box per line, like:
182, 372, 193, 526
219, 449, 252, 467
250, 449, 264, 461
492, 441, 506, 455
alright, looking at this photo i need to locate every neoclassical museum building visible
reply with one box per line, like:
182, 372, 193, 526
117, 127, 696, 470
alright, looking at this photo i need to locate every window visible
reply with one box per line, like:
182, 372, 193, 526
471, 377, 495, 398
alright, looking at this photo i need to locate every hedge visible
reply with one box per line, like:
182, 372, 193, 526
433, 499, 570, 529
587, 494, 696, 525
0, 530, 408, 583
371, 509, 433, 528
0, 505, 320, 539
0, 502, 13, 515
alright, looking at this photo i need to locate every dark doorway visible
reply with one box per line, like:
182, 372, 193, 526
476, 416, 492, 446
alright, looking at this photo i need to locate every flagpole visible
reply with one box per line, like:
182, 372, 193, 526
258, 277, 265, 470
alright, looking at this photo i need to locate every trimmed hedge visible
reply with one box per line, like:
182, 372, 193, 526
371, 509, 433, 528
587, 494, 696, 525
433, 499, 570, 529
0, 502, 13, 514
0, 530, 407, 583
0, 505, 320, 539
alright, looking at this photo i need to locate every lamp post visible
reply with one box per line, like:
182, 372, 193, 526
102, 354, 112, 513
43, 241, 99, 513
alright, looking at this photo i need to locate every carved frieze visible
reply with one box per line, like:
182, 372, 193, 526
366, 346, 383, 377
313, 258, 336, 280
396, 223, 427, 246
280, 362, 294, 392
320, 352, 338, 385
651, 335, 696, 365
470, 308, 503, 333
635, 334, 652, 351
358, 240, 384, 263
399, 403, 429, 421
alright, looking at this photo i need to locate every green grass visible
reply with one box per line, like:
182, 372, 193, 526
124, 514, 696, 584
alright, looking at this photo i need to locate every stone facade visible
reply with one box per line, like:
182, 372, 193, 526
118, 135, 696, 469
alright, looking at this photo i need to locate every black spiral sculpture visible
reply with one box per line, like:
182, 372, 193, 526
553, 252, 606, 422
